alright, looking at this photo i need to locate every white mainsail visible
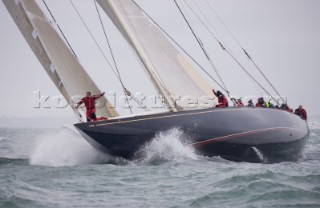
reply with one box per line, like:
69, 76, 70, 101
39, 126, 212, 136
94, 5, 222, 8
97, 0, 215, 111
3, 0, 119, 118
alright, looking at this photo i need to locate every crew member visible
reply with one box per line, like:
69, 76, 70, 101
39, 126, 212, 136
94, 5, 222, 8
212, 89, 228, 108
247, 99, 254, 107
265, 100, 274, 108
281, 103, 293, 113
231, 98, 244, 107
298, 105, 307, 120
76, 91, 106, 122
255, 97, 266, 107
287, 106, 293, 113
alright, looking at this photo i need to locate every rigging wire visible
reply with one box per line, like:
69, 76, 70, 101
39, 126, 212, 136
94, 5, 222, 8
204, 0, 286, 104
189, 0, 230, 50
93, 0, 133, 114
203, 0, 244, 52
185, 0, 266, 99
179, 0, 230, 96
64, 82, 85, 123
177, 0, 279, 104
41, 0, 78, 59
93, 0, 150, 112
179, 0, 259, 96
223, 49, 279, 104
41, 0, 87, 121
131, 0, 226, 93
187, 0, 265, 99
69, 0, 116, 76
183, 0, 278, 103
70, 0, 150, 113
173, 0, 230, 94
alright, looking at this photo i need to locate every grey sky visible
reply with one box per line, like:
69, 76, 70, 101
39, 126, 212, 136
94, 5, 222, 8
0, 0, 319, 119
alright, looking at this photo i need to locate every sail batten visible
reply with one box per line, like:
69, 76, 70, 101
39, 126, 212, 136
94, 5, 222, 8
97, 0, 215, 110
3, 0, 119, 118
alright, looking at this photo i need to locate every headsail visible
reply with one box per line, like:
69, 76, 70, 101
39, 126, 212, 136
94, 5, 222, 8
3, 0, 119, 118
97, 0, 215, 111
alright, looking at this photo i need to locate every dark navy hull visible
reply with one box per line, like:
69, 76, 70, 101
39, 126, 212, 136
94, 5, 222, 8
74, 107, 309, 163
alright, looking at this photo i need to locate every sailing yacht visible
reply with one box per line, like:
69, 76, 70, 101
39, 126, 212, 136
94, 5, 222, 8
3, 0, 309, 163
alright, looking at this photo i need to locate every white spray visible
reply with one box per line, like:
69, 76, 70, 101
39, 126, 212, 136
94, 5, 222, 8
138, 128, 198, 164
29, 126, 109, 167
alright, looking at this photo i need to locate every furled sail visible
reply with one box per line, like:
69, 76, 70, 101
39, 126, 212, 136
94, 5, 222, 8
3, 0, 119, 118
97, 0, 215, 111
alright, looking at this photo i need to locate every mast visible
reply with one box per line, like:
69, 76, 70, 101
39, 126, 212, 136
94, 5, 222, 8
3, 0, 119, 118
97, 0, 215, 111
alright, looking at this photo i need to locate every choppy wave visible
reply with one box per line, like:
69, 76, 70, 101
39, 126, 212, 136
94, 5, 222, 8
0, 127, 319, 208
0, 157, 26, 165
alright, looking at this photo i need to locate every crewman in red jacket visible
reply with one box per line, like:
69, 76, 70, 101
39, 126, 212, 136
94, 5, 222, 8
212, 89, 228, 108
76, 91, 106, 122
298, 105, 307, 120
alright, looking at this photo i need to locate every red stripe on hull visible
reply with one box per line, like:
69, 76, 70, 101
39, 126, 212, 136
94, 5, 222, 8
192, 127, 302, 148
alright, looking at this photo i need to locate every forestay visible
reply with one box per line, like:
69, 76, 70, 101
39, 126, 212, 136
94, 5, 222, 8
97, 0, 215, 111
3, 0, 119, 118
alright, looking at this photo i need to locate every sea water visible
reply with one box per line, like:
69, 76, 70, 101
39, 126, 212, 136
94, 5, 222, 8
0, 126, 319, 208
